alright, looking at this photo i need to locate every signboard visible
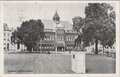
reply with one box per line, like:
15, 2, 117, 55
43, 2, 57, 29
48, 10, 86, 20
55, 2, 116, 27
57, 41, 64, 44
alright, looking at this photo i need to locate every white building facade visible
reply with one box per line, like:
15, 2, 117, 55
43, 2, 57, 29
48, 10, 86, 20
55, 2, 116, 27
4, 23, 26, 52
85, 42, 116, 54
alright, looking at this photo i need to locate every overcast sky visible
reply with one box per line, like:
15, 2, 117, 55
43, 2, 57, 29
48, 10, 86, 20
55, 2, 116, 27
3, 2, 115, 29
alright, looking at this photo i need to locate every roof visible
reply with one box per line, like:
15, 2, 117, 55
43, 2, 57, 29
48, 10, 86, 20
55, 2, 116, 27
42, 19, 74, 32
4, 23, 11, 31
42, 19, 56, 31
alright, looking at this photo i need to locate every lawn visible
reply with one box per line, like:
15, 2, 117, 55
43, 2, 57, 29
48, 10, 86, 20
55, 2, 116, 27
86, 54, 115, 73
4, 53, 116, 74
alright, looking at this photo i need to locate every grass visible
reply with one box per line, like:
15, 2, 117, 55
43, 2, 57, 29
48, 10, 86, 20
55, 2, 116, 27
86, 54, 116, 73
4, 54, 73, 74
4, 53, 115, 74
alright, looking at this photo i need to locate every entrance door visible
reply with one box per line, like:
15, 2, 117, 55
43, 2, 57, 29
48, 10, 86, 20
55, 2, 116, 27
57, 46, 64, 51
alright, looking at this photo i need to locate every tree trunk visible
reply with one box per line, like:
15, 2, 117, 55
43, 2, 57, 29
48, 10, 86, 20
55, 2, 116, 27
40, 39, 42, 53
103, 46, 105, 55
27, 45, 32, 53
17, 42, 20, 50
95, 38, 98, 55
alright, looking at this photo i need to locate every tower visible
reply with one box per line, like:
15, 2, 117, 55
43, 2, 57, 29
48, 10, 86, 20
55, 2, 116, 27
53, 11, 60, 24
53, 11, 60, 55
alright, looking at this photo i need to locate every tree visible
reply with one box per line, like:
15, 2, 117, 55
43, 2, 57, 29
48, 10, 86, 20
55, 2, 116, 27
12, 19, 45, 52
100, 4, 116, 48
72, 16, 84, 34
72, 3, 115, 54
82, 3, 115, 54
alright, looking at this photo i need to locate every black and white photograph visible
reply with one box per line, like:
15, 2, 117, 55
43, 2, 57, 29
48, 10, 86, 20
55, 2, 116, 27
3, 1, 118, 74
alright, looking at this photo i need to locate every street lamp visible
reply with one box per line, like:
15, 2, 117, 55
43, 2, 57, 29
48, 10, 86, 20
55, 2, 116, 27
55, 24, 57, 55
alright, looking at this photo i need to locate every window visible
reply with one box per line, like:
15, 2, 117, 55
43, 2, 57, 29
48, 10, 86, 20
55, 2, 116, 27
68, 36, 69, 41
49, 36, 51, 40
59, 36, 61, 41
71, 37, 73, 41
62, 36, 64, 41
61, 36, 62, 41
66, 36, 67, 41
4, 47, 6, 49
39, 46, 41, 49
57, 36, 59, 41
70, 36, 71, 41
51, 36, 52, 40
47, 37, 48, 40
71, 37, 72, 41
69, 36, 71, 41
52, 36, 55, 40
59, 36, 62, 41
44, 37, 46, 40
67, 47, 68, 49
47, 36, 50, 40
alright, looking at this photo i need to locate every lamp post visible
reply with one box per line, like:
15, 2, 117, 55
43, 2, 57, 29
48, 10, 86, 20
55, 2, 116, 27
55, 23, 57, 55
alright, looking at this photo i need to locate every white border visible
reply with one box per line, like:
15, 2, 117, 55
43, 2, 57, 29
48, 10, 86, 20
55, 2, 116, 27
0, 1, 120, 77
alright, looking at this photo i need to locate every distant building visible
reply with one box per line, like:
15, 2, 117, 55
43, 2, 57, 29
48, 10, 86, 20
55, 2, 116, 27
4, 23, 26, 52
4, 23, 13, 51
85, 42, 116, 54
37, 11, 77, 51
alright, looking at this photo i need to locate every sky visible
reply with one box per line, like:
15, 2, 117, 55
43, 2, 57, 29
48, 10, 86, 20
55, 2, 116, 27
3, 2, 115, 29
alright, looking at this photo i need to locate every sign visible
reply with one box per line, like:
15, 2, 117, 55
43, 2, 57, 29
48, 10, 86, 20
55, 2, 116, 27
57, 41, 64, 44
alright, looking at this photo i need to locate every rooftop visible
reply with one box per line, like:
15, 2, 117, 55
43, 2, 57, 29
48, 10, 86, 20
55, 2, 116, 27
4, 23, 11, 31
53, 11, 60, 20
42, 19, 76, 33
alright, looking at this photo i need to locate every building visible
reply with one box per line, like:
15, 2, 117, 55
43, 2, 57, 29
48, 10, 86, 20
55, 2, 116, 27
4, 11, 115, 53
85, 42, 116, 54
38, 11, 77, 52
4, 23, 13, 51
4, 11, 77, 52
4, 23, 26, 52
